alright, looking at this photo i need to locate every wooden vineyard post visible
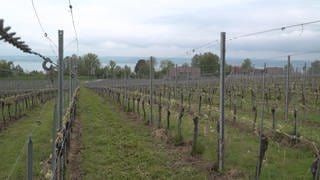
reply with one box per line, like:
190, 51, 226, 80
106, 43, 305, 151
137, 97, 140, 115
133, 97, 135, 113
271, 107, 276, 130
191, 116, 199, 156
142, 98, 146, 122
177, 107, 184, 144
252, 106, 258, 130
27, 136, 33, 180
293, 108, 298, 143
166, 107, 170, 129
8, 104, 12, 121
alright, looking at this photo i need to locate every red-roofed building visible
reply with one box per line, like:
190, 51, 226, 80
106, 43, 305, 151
167, 66, 201, 80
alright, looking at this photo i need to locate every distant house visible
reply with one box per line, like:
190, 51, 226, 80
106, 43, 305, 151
230, 66, 284, 76
167, 66, 201, 80
230, 66, 250, 75
266, 67, 284, 75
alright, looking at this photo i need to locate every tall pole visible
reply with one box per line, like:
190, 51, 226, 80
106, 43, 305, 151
302, 62, 306, 122
175, 64, 178, 99
74, 56, 78, 89
57, 30, 64, 179
125, 65, 127, 110
58, 30, 64, 129
150, 57, 153, 125
69, 56, 72, 103
256, 63, 266, 179
218, 32, 226, 171
285, 55, 290, 121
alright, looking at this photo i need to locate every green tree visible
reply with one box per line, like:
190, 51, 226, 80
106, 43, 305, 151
109, 60, 116, 78
0, 60, 14, 77
63, 55, 78, 75
63, 56, 72, 75
95, 67, 106, 78
134, 59, 149, 78
102, 65, 111, 78
308, 60, 320, 74
191, 52, 219, 76
134, 57, 156, 78
77, 53, 101, 77
77, 56, 85, 75
241, 58, 253, 69
13, 64, 24, 76
114, 65, 122, 78
123, 65, 132, 78
159, 59, 174, 77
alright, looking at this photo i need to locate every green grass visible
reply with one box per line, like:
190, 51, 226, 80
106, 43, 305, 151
161, 105, 314, 179
0, 101, 54, 179
79, 87, 207, 179
110, 90, 315, 179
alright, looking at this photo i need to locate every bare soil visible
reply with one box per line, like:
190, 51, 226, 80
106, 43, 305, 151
67, 117, 82, 180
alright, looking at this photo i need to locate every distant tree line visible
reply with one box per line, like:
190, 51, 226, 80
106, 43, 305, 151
76, 52, 232, 79
239, 58, 320, 74
1, 53, 320, 79
0, 59, 45, 78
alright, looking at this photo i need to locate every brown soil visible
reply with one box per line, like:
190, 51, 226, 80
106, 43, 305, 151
126, 112, 138, 120
209, 169, 245, 180
67, 117, 82, 180
152, 128, 168, 141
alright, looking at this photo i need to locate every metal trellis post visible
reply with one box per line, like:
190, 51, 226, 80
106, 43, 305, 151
27, 136, 33, 180
57, 30, 64, 180
285, 55, 290, 121
255, 63, 266, 179
218, 32, 226, 171
150, 57, 153, 125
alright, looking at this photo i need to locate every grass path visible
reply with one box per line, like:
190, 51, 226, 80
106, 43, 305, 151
0, 101, 54, 179
79, 87, 207, 179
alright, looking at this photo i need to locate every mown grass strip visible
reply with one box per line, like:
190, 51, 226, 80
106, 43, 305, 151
0, 101, 54, 179
79, 87, 207, 179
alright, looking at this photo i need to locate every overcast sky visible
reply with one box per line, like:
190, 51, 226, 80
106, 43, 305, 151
1, 0, 319, 61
